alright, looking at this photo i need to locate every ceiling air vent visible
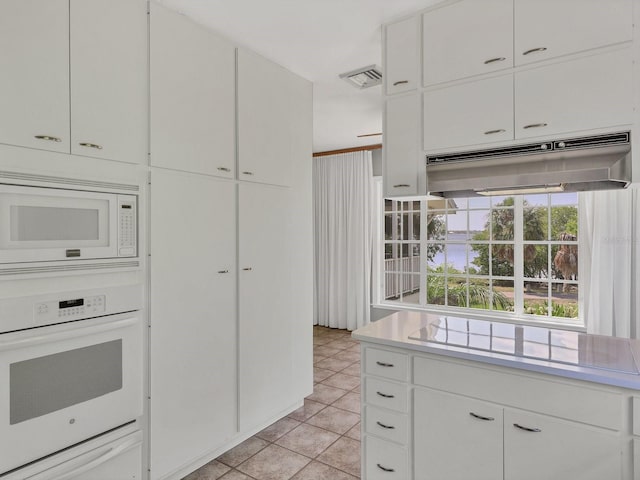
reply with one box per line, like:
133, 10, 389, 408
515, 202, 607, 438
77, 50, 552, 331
339, 65, 382, 89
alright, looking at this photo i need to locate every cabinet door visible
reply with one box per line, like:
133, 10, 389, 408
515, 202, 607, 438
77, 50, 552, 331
385, 16, 418, 95
423, 0, 513, 86
70, 0, 148, 163
150, 3, 235, 177
238, 183, 292, 430
150, 170, 237, 480
0, 0, 70, 153
237, 49, 294, 186
515, 48, 633, 139
423, 74, 513, 151
504, 409, 622, 480
384, 94, 420, 196
515, 0, 632, 66
414, 388, 503, 480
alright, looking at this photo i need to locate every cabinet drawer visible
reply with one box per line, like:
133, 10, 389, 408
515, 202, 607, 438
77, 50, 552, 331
413, 356, 623, 430
364, 377, 408, 413
364, 436, 408, 480
364, 348, 408, 382
364, 406, 408, 445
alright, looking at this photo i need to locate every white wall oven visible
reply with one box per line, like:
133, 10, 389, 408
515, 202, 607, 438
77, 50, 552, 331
0, 286, 143, 478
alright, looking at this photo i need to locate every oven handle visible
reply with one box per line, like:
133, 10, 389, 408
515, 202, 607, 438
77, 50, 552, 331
26, 435, 141, 480
0, 316, 138, 353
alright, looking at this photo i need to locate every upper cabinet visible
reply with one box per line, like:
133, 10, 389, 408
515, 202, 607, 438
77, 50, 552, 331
70, 0, 148, 164
514, 0, 633, 66
237, 49, 298, 187
385, 16, 419, 95
0, 0, 70, 154
150, 4, 235, 177
0, 0, 148, 164
422, 0, 513, 87
385, 94, 421, 196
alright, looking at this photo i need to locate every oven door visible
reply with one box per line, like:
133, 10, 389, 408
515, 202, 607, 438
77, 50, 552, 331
0, 184, 124, 264
0, 314, 143, 475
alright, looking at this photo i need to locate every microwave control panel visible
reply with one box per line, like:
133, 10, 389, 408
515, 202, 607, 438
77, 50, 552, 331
118, 196, 137, 257
34, 295, 106, 324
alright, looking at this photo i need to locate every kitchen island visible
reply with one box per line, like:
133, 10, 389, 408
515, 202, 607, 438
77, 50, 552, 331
352, 311, 640, 480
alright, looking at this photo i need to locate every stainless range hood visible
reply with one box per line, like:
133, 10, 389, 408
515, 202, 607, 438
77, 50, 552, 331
426, 132, 631, 198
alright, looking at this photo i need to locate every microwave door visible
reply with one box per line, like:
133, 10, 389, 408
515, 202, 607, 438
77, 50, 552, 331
0, 185, 119, 264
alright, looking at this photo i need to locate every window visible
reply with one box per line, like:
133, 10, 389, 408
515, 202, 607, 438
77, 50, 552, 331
381, 192, 580, 324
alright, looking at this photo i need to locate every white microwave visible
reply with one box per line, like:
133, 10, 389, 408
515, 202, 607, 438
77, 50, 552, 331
0, 184, 137, 265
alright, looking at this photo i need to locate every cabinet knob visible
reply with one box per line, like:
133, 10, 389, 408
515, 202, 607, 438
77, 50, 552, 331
393, 80, 409, 86
376, 421, 396, 430
377, 464, 396, 473
523, 123, 548, 130
522, 47, 547, 56
393, 184, 411, 188
484, 129, 506, 135
217, 167, 231, 172
469, 412, 495, 422
34, 135, 62, 142
513, 423, 542, 433
79, 142, 103, 150
483, 57, 506, 65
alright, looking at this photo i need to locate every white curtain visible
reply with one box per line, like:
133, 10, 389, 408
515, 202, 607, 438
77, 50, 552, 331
580, 186, 640, 337
314, 150, 373, 330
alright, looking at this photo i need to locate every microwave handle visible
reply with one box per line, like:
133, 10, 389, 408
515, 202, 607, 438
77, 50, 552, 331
26, 435, 141, 480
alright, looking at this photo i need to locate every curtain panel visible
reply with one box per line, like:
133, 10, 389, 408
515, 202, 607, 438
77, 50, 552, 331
314, 151, 373, 330
580, 186, 640, 337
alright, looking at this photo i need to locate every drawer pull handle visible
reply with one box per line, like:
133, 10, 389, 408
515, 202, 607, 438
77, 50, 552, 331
376, 361, 394, 367
513, 423, 542, 433
376, 421, 395, 430
79, 142, 103, 150
218, 270, 229, 274
484, 129, 506, 135
484, 56, 505, 65
377, 463, 395, 473
523, 47, 547, 56
376, 391, 395, 399
35, 135, 62, 142
242, 267, 253, 271
242, 171, 254, 175
393, 184, 410, 188
523, 123, 548, 130
393, 80, 409, 86
469, 412, 495, 421
217, 167, 231, 172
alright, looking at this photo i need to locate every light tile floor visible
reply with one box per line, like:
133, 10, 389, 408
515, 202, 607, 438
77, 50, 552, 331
183, 326, 361, 480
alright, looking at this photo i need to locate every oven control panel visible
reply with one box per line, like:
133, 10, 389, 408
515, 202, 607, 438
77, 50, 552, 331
34, 295, 106, 324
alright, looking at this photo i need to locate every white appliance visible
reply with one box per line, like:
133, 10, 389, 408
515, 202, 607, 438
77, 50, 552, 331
0, 183, 137, 265
0, 286, 143, 477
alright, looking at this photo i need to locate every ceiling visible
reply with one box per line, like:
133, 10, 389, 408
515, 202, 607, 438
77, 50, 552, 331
156, 0, 439, 153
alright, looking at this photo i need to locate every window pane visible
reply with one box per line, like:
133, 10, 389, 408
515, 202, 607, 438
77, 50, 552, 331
447, 277, 468, 308
469, 209, 490, 236
524, 245, 548, 279
468, 278, 491, 310
412, 201, 421, 210
524, 280, 549, 316
551, 282, 578, 318
411, 213, 420, 240
551, 206, 578, 241
468, 197, 490, 209
445, 243, 467, 273
384, 244, 393, 259
491, 208, 514, 241
551, 244, 578, 281
426, 211, 446, 240
384, 199, 394, 211
523, 207, 548, 241
427, 244, 445, 271
523, 194, 548, 207
469, 243, 489, 275
492, 244, 514, 277
493, 280, 514, 312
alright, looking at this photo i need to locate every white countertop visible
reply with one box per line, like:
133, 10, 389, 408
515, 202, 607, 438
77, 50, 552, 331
352, 311, 640, 390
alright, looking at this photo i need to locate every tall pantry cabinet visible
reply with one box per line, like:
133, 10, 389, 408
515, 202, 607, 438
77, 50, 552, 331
148, 4, 313, 480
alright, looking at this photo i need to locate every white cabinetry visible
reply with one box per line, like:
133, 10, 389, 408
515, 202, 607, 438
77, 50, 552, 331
0, 0, 70, 154
238, 183, 293, 430
150, 3, 235, 177
423, 74, 514, 151
384, 17, 419, 95
70, 0, 148, 163
422, 0, 513, 86
515, 48, 633, 139
150, 169, 237, 480
384, 94, 421, 196
0, 0, 147, 163
237, 49, 299, 187
515, 0, 633, 66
